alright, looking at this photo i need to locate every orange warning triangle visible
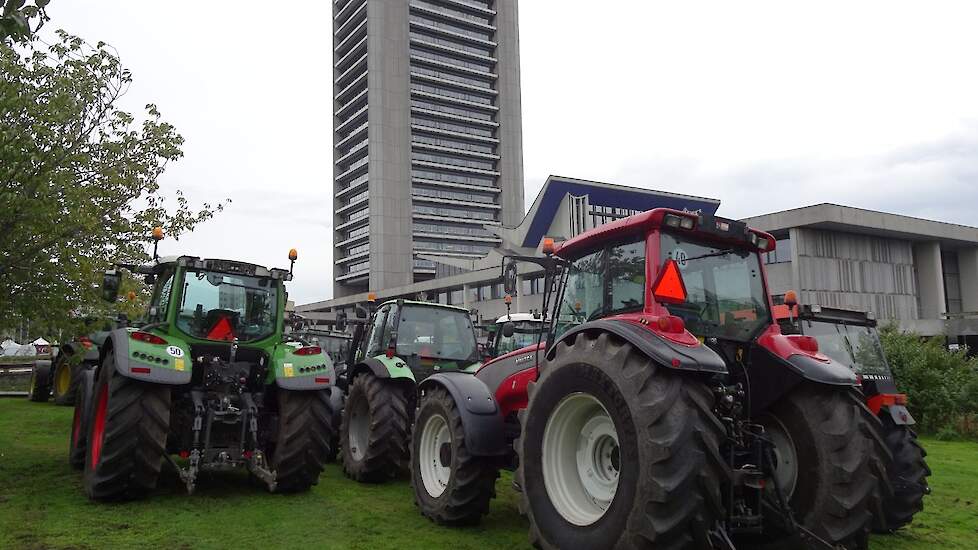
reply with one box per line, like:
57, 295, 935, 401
207, 316, 235, 341
653, 259, 688, 304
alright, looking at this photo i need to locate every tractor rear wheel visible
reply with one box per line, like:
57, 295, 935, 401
83, 351, 171, 501
757, 385, 883, 548
52, 355, 77, 406
27, 364, 51, 402
875, 414, 930, 531
270, 389, 334, 492
69, 369, 96, 469
341, 373, 411, 483
412, 385, 497, 525
517, 332, 725, 550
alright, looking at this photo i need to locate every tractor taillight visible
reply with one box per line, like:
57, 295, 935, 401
294, 346, 322, 356
655, 315, 686, 334
130, 331, 167, 346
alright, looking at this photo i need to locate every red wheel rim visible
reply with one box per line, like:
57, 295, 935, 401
71, 405, 82, 447
90, 383, 109, 470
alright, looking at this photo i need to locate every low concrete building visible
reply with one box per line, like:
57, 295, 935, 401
743, 203, 978, 345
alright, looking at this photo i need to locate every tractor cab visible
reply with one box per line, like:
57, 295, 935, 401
485, 313, 545, 358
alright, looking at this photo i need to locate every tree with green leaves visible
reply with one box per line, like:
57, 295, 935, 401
1, 30, 227, 340
0, 0, 49, 43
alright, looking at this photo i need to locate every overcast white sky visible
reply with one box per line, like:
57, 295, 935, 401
44, 1, 978, 304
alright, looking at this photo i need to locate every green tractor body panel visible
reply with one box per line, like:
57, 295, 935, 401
99, 256, 333, 391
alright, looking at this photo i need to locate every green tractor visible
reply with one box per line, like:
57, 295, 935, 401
70, 236, 338, 501
339, 299, 482, 483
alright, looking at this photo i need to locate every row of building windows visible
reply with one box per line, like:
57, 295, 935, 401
412, 133, 495, 154
409, 14, 493, 42
413, 204, 496, 220
412, 185, 496, 203
411, 82, 494, 105
413, 222, 496, 237
412, 99, 495, 122
346, 207, 369, 223
347, 261, 369, 274
413, 151, 496, 171
412, 114, 495, 137
343, 189, 369, 207
762, 238, 793, 265
344, 225, 369, 241
411, 0, 493, 27
410, 31, 494, 57
411, 46, 494, 73
411, 64, 494, 89
338, 173, 368, 196
590, 205, 640, 227
338, 155, 369, 178
414, 240, 493, 254
345, 243, 369, 256
412, 168, 496, 187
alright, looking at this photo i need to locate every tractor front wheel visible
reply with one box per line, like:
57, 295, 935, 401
27, 364, 51, 402
411, 385, 497, 525
270, 389, 334, 492
518, 332, 725, 550
875, 414, 931, 531
52, 355, 77, 406
83, 351, 171, 501
340, 373, 411, 483
69, 369, 96, 469
757, 385, 884, 548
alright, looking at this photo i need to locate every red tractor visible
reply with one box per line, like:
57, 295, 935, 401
774, 301, 931, 531
409, 208, 888, 549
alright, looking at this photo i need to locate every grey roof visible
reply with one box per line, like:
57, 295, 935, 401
742, 203, 978, 248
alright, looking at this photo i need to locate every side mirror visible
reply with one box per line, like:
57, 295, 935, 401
336, 311, 348, 332
355, 306, 367, 319
503, 261, 518, 295
501, 321, 515, 338
101, 270, 121, 302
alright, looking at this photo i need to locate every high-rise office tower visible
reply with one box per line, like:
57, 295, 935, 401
332, 0, 524, 297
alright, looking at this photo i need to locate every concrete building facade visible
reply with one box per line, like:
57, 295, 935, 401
744, 204, 978, 344
332, 0, 525, 298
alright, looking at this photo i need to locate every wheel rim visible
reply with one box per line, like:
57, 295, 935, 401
418, 413, 452, 497
90, 383, 109, 470
55, 362, 70, 397
542, 392, 620, 526
348, 392, 370, 462
762, 414, 799, 499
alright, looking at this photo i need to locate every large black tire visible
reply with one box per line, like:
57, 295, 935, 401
517, 332, 726, 550
340, 373, 412, 483
27, 363, 51, 402
874, 415, 930, 532
325, 388, 344, 463
69, 369, 96, 469
411, 385, 498, 525
270, 389, 334, 493
757, 385, 884, 549
83, 351, 171, 501
52, 354, 78, 406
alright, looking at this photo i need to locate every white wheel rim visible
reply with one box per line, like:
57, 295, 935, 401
542, 392, 620, 526
419, 413, 452, 497
348, 394, 370, 461
763, 414, 798, 498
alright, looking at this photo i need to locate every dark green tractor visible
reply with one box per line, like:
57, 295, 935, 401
339, 299, 482, 483
71, 238, 338, 501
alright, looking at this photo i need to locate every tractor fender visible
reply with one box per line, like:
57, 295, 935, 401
100, 329, 192, 385
547, 319, 727, 374
419, 372, 506, 457
783, 353, 858, 386
348, 356, 416, 383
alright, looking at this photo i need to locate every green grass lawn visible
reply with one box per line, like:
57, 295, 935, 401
0, 398, 975, 549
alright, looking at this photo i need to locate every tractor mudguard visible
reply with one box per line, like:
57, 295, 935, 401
419, 372, 506, 457
349, 355, 417, 382
102, 329, 192, 385
271, 344, 335, 391
548, 319, 727, 374
884, 404, 916, 426
784, 353, 858, 386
